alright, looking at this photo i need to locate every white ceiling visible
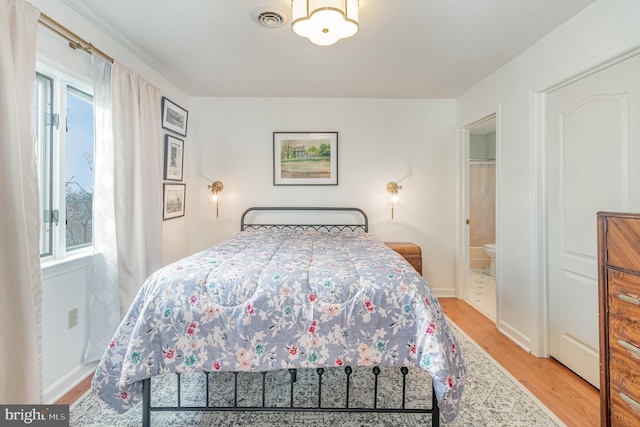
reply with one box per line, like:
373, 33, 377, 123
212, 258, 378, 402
61, 0, 595, 99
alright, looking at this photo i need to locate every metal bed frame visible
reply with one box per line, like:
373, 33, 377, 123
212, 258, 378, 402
141, 207, 440, 426
240, 206, 369, 232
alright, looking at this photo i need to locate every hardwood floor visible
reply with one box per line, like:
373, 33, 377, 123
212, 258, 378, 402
57, 298, 600, 426
55, 373, 93, 406
440, 298, 600, 427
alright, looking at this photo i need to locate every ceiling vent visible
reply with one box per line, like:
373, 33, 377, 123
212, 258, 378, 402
253, 8, 288, 29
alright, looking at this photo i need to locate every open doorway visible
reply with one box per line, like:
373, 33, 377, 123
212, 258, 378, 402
464, 115, 497, 323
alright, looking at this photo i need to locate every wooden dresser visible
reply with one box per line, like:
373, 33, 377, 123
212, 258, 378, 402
385, 242, 422, 275
598, 212, 640, 426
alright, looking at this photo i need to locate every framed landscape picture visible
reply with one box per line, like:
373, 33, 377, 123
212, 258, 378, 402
163, 183, 186, 220
273, 132, 338, 186
161, 97, 188, 137
163, 134, 184, 181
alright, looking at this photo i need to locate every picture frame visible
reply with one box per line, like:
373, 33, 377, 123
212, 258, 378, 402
161, 97, 188, 137
163, 183, 186, 220
163, 134, 184, 181
273, 132, 338, 186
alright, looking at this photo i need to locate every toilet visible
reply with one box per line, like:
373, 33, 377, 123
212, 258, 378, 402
484, 243, 496, 277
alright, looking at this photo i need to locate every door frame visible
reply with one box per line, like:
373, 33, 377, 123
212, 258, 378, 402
531, 45, 640, 358
456, 109, 501, 324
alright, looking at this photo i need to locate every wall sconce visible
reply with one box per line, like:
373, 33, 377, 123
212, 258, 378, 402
208, 181, 223, 218
386, 181, 402, 219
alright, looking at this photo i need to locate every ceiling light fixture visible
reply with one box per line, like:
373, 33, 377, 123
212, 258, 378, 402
291, 0, 359, 46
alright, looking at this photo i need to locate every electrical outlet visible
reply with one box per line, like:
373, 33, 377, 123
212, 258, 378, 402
68, 308, 78, 329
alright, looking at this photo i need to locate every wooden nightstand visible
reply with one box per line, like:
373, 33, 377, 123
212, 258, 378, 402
385, 242, 422, 275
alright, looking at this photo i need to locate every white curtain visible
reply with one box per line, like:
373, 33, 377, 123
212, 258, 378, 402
85, 60, 163, 360
111, 61, 163, 316
0, 0, 43, 403
84, 55, 119, 362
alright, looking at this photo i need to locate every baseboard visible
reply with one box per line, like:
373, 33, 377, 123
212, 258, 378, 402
498, 320, 532, 353
44, 362, 97, 404
432, 288, 457, 298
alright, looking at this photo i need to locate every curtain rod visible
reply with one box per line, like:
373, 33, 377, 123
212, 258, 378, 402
38, 12, 114, 64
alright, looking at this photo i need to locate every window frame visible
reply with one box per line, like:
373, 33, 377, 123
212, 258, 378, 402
36, 61, 95, 264
35, 72, 55, 258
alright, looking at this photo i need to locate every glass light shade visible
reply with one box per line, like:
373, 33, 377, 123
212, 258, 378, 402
292, 0, 359, 46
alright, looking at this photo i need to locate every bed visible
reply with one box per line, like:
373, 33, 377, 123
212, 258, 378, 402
92, 207, 466, 425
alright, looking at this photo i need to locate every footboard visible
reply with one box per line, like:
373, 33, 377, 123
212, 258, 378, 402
142, 366, 439, 426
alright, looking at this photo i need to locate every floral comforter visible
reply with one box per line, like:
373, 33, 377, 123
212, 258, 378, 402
92, 229, 466, 421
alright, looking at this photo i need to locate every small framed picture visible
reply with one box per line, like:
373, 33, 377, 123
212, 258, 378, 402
161, 97, 188, 137
163, 135, 184, 181
163, 183, 186, 220
273, 131, 338, 185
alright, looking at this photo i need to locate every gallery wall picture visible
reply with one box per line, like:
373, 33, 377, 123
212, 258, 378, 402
163, 134, 184, 181
161, 97, 188, 137
163, 183, 186, 220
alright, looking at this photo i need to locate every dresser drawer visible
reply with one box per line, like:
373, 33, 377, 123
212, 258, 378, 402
610, 358, 640, 402
606, 217, 640, 272
608, 270, 640, 322
610, 386, 640, 426
609, 314, 640, 365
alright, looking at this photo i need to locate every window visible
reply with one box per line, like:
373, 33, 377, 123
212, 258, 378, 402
65, 87, 94, 251
35, 69, 94, 260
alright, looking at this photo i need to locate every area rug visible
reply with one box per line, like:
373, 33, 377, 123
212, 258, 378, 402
70, 322, 565, 426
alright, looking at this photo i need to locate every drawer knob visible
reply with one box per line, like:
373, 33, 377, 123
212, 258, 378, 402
618, 339, 640, 358
620, 393, 640, 413
616, 293, 640, 306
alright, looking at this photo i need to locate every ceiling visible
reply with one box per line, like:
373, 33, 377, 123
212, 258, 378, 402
61, 0, 595, 99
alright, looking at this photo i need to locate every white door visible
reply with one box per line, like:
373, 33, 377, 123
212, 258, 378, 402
547, 55, 640, 388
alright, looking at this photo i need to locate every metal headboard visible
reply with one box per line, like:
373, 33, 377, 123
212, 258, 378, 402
240, 207, 368, 233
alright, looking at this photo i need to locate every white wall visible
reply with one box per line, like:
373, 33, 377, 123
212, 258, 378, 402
456, 0, 640, 354
187, 97, 458, 296
41, 258, 92, 403
30, 0, 191, 402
